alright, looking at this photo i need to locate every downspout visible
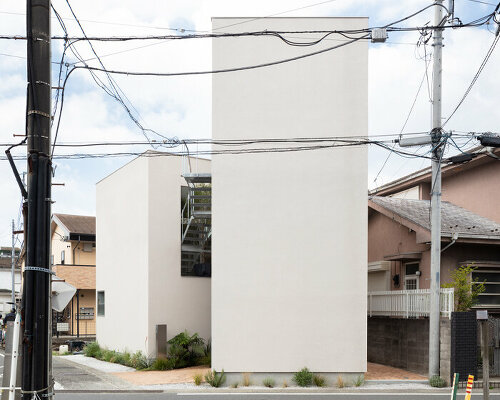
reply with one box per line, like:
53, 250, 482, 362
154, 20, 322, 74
73, 235, 81, 265
441, 232, 459, 253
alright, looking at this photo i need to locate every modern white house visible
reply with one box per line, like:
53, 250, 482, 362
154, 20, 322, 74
96, 16, 368, 379
96, 155, 211, 356
211, 17, 368, 381
0, 247, 21, 315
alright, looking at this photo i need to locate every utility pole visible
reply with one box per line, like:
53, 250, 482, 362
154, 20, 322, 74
429, 0, 444, 378
11, 220, 16, 309
22, 0, 52, 399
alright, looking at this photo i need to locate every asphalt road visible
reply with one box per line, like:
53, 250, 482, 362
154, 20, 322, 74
51, 393, 500, 400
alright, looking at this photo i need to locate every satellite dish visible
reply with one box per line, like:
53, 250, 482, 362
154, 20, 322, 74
52, 278, 76, 312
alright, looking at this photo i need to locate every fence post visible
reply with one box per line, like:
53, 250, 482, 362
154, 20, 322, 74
406, 291, 409, 319
369, 294, 372, 317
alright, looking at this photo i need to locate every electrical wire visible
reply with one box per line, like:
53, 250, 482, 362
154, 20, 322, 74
443, 32, 500, 126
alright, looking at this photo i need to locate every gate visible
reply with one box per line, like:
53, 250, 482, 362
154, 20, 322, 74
477, 316, 500, 377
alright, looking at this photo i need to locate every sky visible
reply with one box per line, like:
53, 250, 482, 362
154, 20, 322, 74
0, 0, 499, 246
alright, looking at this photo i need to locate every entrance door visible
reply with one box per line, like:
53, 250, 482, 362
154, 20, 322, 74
404, 262, 420, 290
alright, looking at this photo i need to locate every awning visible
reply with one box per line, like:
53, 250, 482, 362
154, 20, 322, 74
384, 252, 422, 262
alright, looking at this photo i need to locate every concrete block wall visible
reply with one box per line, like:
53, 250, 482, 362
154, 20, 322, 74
440, 318, 452, 385
367, 317, 429, 375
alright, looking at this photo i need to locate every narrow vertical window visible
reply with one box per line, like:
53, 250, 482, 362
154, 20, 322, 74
61, 250, 65, 265
97, 291, 105, 316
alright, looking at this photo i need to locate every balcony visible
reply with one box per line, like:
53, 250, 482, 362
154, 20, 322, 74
368, 288, 454, 319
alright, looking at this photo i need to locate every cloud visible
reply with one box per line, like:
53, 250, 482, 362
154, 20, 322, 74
0, 0, 498, 244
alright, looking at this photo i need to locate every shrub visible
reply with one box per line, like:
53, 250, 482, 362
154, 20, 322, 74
242, 373, 252, 387
293, 367, 313, 387
102, 350, 116, 362
193, 374, 203, 386
230, 382, 239, 388
263, 377, 275, 388
313, 375, 326, 387
336, 375, 345, 388
442, 265, 485, 311
168, 331, 205, 368
353, 375, 364, 387
282, 380, 288, 388
130, 351, 149, 370
205, 369, 226, 387
151, 357, 170, 371
429, 375, 446, 388
83, 342, 101, 358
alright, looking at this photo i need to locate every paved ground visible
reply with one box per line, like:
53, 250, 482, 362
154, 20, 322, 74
365, 362, 426, 380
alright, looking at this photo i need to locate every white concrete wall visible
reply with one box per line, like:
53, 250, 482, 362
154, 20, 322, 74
212, 17, 368, 373
97, 154, 212, 357
96, 156, 150, 354
147, 155, 211, 356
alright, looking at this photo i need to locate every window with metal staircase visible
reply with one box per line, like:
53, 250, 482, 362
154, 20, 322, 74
181, 173, 211, 277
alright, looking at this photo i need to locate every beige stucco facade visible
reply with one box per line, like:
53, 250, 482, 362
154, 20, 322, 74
96, 154, 211, 356
51, 217, 96, 335
211, 17, 368, 375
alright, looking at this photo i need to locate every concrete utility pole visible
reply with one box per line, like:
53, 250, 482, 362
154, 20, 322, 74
429, 0, 444, 378
22, 0, 52, 399
11, 220, 16, 309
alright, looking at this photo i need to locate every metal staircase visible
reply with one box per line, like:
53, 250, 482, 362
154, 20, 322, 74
181, 173, 211, 276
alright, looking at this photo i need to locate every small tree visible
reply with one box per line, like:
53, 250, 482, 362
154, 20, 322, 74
442, 265, 485, 312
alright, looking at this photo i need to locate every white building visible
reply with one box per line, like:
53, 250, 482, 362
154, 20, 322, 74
96, 155, 211, 356
97, 17, 368, 377
211, 17, 368, 380
0, 248, 21, 315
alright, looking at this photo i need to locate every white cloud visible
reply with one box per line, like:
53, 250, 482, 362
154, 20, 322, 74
0, 0, 498, 244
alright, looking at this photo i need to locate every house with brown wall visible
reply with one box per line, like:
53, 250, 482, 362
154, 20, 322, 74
368, 147, 500, 310
367, 147, 500, 378
51, 213, 96, 336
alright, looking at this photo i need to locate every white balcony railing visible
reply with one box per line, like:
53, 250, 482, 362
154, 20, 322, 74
368, 288, 454, 319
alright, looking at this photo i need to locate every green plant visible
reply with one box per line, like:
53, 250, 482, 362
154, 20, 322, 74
336, 375, 345, 388
353, 375, 364, 387
263, 377, 275, 388
205, 369, 226, 387
83, 342, 101, 358
151, 357, 171, 371
130, 351, 149, 370
168, 331, 205, 368
442, 265, 485, 311
193, 373, 203, 386
102, 350, 116, 362
429, 375, 446, 388
313, 375, 326, 387
293, 368, 313, 387
230, 382, 239, 388
242, 373, 251, 386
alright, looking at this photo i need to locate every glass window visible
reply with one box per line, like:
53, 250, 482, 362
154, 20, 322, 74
97, 291, 105, 316
61, 250, 65, 265
405, 262, 419, 276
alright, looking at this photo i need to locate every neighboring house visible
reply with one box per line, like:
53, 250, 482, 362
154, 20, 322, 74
96, 154, 211, 357
367, 147, 500, 378
51, 213, 96, 336
368, 147, 500, 309
0, 247, 21, 316
368, 196, 500, 307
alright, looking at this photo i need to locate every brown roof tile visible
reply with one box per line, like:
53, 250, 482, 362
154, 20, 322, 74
53, 214, 95, 235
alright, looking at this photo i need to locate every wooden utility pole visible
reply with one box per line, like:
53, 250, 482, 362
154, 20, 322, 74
22, 0, 52, 399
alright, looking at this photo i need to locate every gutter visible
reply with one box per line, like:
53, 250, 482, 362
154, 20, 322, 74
73, 235, 81, 265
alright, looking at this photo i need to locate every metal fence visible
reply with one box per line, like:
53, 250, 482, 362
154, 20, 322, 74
368, 288, 455, 319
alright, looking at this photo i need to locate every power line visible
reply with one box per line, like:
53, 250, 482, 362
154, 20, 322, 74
443, 31, 499, 126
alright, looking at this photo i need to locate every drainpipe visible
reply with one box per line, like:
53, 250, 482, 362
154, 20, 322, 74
441, 232, 459, 253
76, 289, 80, 338
73, 235, 81, 265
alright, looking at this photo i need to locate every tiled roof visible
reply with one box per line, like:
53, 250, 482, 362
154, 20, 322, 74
53, 214, 95, 235
369, 196, 500, 240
